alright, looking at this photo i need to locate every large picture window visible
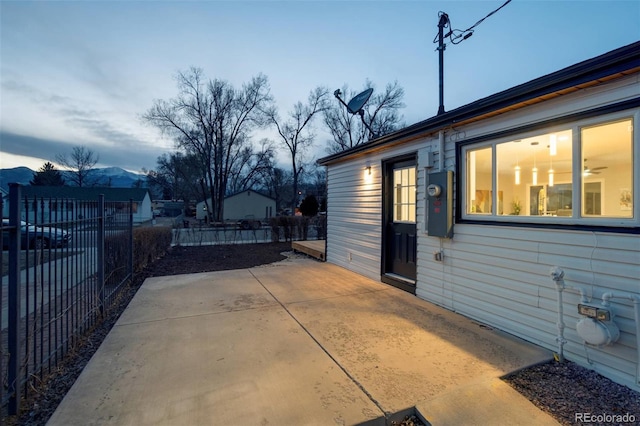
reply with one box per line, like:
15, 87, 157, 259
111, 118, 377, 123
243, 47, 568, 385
462, 112, 636, 226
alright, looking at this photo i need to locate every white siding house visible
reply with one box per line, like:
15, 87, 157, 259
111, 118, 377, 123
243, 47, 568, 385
196, 189, 276, 221
319, 42, 640, 391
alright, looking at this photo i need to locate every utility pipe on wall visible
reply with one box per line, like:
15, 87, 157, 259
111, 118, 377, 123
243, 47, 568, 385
601, 292, 640, 385
550, 267, 589, 362
550, 267, 568, 362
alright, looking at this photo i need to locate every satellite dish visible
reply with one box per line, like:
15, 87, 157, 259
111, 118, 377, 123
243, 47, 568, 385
346, 88, 373, 114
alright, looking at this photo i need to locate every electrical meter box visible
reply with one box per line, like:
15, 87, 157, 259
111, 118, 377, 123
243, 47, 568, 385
426, 170, 453, 238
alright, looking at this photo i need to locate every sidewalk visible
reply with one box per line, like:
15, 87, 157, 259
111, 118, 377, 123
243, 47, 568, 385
48, 259, 559, 425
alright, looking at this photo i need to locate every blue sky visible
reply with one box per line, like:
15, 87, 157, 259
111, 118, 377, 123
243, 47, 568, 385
1, 0, 638, 173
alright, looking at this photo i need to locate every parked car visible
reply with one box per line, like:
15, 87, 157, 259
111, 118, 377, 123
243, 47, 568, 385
237, 215, 262, 230
1, 219, 71, 250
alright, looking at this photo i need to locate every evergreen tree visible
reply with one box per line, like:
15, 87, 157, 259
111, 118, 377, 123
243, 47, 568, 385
30, 162, 65, 186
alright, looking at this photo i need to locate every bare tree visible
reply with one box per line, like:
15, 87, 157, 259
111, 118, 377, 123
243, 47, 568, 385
55, 145, 99, 187
143, 68, 274, 222
258, 165, 291, 213
146, 152, 201, 201
268, 86, 329, 212
323, 80, 405, 153
227, 139, 276, 194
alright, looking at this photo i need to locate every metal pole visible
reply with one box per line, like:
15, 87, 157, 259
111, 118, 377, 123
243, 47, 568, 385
97, 194, 105, 316
7, 183, 22, 415
359, 110, 377, 140
437, 13, 448, 115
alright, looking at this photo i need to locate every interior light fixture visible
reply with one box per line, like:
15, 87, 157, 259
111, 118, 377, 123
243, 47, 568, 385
531, 141, 539, 185
549, 134, 557, 156
548, 148, 554, 187
514, 139, 521, 185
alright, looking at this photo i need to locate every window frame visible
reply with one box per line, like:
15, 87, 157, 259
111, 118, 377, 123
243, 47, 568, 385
457, 108, 639, 230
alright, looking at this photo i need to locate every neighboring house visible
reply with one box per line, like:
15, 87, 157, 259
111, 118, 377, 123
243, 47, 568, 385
18, 186, 153, 224
318, 42, 640, 391
196, 190, 276, 222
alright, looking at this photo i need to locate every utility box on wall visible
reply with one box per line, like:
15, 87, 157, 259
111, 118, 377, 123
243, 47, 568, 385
426, 170, 453, 238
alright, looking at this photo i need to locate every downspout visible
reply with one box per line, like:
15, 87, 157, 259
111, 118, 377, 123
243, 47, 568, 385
550, 267, 589, 362
601, 292, 640, 385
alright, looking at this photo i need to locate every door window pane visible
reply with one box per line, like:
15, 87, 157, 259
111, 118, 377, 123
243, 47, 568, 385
393, 166, 416, 222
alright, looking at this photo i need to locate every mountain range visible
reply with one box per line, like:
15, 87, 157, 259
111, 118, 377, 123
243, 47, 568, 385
0, 166, 146, 192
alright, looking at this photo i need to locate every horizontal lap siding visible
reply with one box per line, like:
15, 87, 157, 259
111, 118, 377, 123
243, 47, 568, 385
326, 141, 429, 281
327, 160, 382, 280
417, 224, 640, 391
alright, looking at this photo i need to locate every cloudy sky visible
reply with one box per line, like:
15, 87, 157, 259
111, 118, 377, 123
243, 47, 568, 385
1, 0, 638, 173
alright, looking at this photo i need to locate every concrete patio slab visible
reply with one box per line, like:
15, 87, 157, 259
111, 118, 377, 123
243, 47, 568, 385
117, 269, 278, 324
49, 258, 558, 425
252, 261, 554, 417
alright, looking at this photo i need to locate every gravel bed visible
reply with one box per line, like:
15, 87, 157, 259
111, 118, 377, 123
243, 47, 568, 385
504, 360, 640, 425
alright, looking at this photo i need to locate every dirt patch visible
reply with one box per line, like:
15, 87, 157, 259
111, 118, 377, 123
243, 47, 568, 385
146, 242, 291, 276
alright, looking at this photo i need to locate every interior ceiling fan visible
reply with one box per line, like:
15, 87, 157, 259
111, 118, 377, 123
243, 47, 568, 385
557, 159, 608, 175
583, 159, 608, 175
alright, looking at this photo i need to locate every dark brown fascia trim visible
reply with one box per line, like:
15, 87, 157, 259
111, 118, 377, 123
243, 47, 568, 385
318, 41, 640, 166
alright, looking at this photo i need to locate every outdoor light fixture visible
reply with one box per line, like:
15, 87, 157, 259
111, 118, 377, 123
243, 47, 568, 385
364, 162, 372, 181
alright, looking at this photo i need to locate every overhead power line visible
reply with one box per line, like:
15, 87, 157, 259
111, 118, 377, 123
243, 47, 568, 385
433, 0, 512, 46
431, 0, 512, 115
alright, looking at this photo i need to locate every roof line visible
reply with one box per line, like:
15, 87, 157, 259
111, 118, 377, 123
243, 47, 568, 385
318, 41, 640, 165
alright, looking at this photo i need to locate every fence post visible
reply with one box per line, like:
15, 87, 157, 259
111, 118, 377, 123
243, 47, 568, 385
7, 183, 22, 415
97, 194, 105, 316
129, 199, 134, 284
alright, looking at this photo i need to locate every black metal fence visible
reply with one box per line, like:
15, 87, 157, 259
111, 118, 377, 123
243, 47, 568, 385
1, 184, 134, 416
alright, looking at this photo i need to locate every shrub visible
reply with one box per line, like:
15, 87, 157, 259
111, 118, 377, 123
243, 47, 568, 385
133, 227, 172, 272
269, 217, 280, 242
269, 216, 310, 241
